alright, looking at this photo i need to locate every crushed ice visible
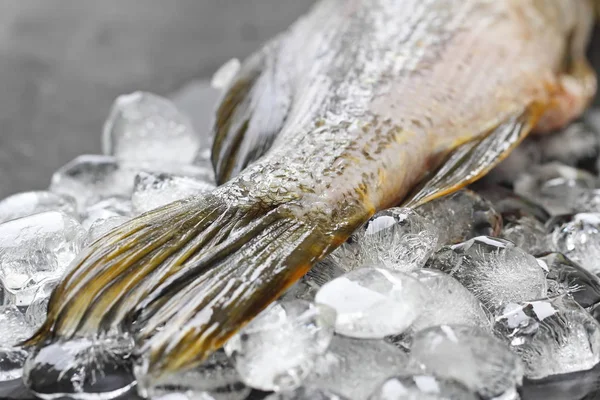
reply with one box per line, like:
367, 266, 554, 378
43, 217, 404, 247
2, 93, 600, 399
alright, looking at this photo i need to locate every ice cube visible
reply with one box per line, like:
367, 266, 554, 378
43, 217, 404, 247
0, 305, 33, 347
572, 189, 600, 213
407, 270, 491, 334
514, 162, 597, 216
410, 325, 523, 399
224, 300, 335, 391
0, 211, 85, 306
50, 155, 137, 210
538, 120, 600, 169
0, 191, 78, 224
416, 189, 502, 248
540, 252, 600, 309
103, 91, 201, 164
0, 348, 28, 382
305, 336, 409, 400
426, 236, 547, 313
0, 305, 33, 382
501, 215, 550, 255
266, 387, 349, 400
314, 267, 425, 339
81, 197, 133, 230
282, 259, 345, 302
25, 278, 59, 329
368, 374, 479, 400
23, 334, 136, 399
131, 171, 215, 214
494, 295, 600, 379
137, 349, 250, 400
473, 184, 551, 223
84, 216, 130, 245
330, 208, 437, 272
549, 213, 600, 275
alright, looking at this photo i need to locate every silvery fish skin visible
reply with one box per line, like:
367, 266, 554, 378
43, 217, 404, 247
27, 0, 596, 382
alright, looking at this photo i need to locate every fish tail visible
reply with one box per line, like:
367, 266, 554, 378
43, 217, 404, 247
24, 190, 339, 378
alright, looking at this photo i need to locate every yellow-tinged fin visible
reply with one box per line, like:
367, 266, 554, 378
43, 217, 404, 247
402, 104, 544, 208
23, 191, 345, 382
211, 38, 291, 185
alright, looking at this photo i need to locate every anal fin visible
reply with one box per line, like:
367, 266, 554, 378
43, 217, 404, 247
403, 105, 543, 208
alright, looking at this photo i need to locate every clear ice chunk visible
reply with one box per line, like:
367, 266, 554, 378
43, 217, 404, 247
224, 300, 335, 391
137, 349, 250, 400
501, 215, 550, 256
513, 162, 597, 216
416, 189, 502, 248
426, 236, 547, 313
407, 270, 491, 334
473, 184, 551, 223
131, 171, 215, 214
368, 374, 479, 400
549, 213, 600, 275
329, 208, 437, 272
494, 295, 600, 379
540, 252, 600, 309
282, 259, 345, 302
81, 197, 133, 230
410, 325, 523, 399
0, 191, 78, 224
0, 305, 33, 382
0, 348, 28, 382
266, 387, 349, 400
25, 278, 59, 329
315, 267, 425, 339
84, 216, 130, 245
306, 336, 409, 400
0, 211, 85, 306
0, 305, 33, 347
103, 91, 201, 164
23, 334, 136, 399
538, 120, 600, 169
50, 155, 138, 210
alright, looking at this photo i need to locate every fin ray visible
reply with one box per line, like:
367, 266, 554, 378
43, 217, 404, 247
403, 105, 542, 208
211, 38, 292, 184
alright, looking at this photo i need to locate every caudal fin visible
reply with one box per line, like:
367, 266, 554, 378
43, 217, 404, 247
25, 191, 335, 379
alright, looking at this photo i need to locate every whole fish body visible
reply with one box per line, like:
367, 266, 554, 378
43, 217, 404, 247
27, 0, 597, 384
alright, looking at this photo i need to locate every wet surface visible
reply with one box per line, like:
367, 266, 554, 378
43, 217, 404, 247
2, 3, 600, 400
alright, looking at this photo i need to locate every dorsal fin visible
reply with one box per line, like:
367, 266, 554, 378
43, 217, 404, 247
211, 39, 292, 184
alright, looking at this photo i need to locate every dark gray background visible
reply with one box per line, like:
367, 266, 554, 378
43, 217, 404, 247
0, 0, 315, 198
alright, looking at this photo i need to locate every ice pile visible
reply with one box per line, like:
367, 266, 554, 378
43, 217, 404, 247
0, 91, 215, 394
329, 208, 437, 272
409, 325, 523, 399
549, 213, 600, 275
426, 236, 547, 313
23, 334, 136, 399
4, 88, 600, 400
314, 267, 425, 338
223, 300, 335, 391
0, 211, 85, 306
494, 295, 600, 379
139, 349, 250, 400
416, 189, 502, 246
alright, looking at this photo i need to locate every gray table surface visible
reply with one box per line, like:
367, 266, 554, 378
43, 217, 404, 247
0, 0, 315, 199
